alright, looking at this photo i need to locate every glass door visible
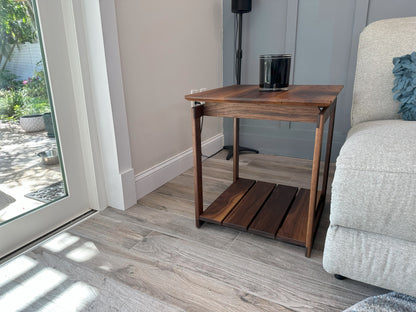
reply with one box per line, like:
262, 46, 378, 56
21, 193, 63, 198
0, 0, 92, 258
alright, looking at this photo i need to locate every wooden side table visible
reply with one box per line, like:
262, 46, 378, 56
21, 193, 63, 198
185, 85, 343, 257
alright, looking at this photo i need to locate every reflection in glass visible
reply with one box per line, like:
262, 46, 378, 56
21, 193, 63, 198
0, 0, 66, 224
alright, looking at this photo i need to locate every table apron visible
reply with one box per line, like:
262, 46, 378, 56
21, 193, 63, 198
202, 102, 324, 123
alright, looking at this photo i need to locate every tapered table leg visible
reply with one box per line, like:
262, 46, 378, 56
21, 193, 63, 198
192, 106, 204, 228
233, 118, 240, 182
322, 100, 337, 200
306, 111, 325, 257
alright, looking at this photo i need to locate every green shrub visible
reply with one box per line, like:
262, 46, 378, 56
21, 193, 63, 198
0, 89, 50, 120
0, 70, 21, 90
16, 96, 50, 116
0, 63, 50, 121
22, 68, 48, 99
0, 88, 25, 119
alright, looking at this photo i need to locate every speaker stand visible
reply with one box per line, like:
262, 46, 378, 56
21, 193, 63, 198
225, 11, 259, 160
223, 145, 259, 160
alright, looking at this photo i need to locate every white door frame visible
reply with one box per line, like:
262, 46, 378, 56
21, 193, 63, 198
0, 0, 135, 257
63, 0, 136, 211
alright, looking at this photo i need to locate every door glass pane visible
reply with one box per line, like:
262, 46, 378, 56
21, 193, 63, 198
0, 0, 66, 225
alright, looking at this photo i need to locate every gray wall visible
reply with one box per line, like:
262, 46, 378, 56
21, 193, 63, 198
223, 0, 416, 161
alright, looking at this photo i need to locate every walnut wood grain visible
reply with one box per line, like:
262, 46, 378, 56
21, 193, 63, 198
187, 85, 343, 257
192, 106, 203, 228
248, 185, 298, 238
223, 181, 275, 231
199, 178, 255, 225
306, 112, 325, 256
203, 102, 320, 123
233, 118, 239, 181
321, 100, 337, 201
276, 189, 323, 246
185, 85, 343, 107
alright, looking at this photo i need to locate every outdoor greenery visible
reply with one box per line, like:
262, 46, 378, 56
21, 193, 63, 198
0, 0, 36, 71
0, 0, 50, 122
0, 66, 50, 120
22, 67, 47, 98
0, 69, 19, 89
0, 88, 24, 119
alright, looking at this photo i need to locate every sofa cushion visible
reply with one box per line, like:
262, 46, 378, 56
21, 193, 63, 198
323, 225, 416, 297
331, 120, 416, 242
351, 17, 416, 126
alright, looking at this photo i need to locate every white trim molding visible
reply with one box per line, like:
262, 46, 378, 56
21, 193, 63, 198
70, 0, 136, 210
135, 134, 224, 200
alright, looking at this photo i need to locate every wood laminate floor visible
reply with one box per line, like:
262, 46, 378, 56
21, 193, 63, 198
0, 151, 386, 311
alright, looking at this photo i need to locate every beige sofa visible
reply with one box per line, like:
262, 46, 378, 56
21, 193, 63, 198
323, 17, 416, 297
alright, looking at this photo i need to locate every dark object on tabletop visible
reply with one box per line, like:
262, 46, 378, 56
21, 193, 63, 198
259, 54, 291, 91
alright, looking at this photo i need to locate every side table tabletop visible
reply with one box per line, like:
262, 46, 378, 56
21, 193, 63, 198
185, 85, 343, 257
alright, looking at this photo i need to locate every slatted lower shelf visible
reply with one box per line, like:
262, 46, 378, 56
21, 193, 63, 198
200, 178, 323, 247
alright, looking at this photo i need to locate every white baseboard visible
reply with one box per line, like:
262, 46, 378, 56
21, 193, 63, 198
135, 133, 224, 200
120, 168, 137, 209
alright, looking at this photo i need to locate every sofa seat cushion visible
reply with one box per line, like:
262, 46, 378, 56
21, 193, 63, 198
331, 120, 416, 242
323, 225, 416, 297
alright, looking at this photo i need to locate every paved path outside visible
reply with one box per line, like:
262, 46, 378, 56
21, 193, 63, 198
0, 121, 62, 223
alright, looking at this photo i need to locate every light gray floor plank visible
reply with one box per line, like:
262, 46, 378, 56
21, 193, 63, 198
0, 152, 386, 311
28, 239, 185, 312
137, 191, 196, 219
101, 204, 240, 251
69, 213, 152, 250
31, 233, 292, 312
129, 231, 379, 312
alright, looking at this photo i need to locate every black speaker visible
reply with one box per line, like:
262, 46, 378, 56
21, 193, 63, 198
232, 0, 252, 13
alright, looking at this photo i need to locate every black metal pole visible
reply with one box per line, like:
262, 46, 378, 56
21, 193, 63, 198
224, 11, 259, 160
236, 12, 243, 85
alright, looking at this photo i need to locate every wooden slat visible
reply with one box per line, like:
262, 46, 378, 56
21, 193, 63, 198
223, 181, 275, 231
248, 185, 298, 238
276, 189, 322, 246
200, 178, 255, 224
276, 189, 309, 246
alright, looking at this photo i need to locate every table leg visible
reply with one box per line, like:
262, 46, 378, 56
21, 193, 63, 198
306, 112, 325, 257
321, 100, 337, 201
192, 106, 204, 228
233, 118, 240, 182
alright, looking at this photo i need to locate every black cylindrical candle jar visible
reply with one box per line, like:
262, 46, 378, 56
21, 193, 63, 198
259, 54, 291, 91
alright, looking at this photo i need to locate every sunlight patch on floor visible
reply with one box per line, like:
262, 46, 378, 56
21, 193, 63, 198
0, 266, 67, 311
52, 281, 98, 311
65, 241, 99, 263
0, 233, 99, 311
0, 255, 37, 287
42, 232, 80, 253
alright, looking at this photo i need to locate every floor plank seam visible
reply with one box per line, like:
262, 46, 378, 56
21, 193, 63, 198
102, 204, 380, 300
124, 236, 310, 311
1, 151, 386, 312
55, 234, 292, 311
225, 232, 242, 252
